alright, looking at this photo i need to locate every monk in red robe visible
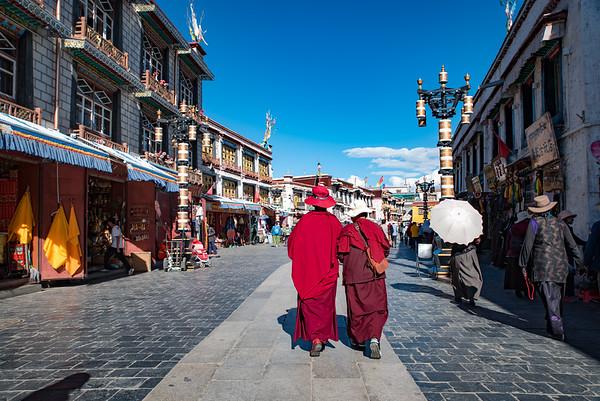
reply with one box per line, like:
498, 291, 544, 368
338, 200, 390, 359
288, 185, 342, 357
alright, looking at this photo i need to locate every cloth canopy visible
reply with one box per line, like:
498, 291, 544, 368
0, 113, 112, 172
65, 206, 82, 276
82, 141, 179, 192
43, 205, 69, 270
8, 190, 35, 244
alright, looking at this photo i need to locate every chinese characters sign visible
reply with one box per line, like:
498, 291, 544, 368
525, 112, 560, 168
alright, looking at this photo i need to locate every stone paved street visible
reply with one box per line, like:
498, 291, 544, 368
0, 246, 289, 401
385, 246, 600, 401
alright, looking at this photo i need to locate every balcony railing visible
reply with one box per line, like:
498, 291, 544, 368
259, 174, 273, 184
201, 152, 220, 167
72, 124, 128, 153
141, 70, 176, 106
243, 170, 259, 180
73, 17, 129, 70
0, 97, 41, 125
222, 160, 241, 174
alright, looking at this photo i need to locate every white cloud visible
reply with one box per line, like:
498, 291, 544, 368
343, 146, 440, 187
346, 175, 365, 187
388, 170, 441, 191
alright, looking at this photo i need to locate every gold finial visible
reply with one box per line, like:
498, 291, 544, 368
157, 109, 162, 120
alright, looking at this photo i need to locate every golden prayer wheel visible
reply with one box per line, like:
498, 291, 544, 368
438, 119, 452, 142
188, 124, 197, 141
440, 175, 455, 198
177, 142, 189, 162
179, 188, 189, 207
439, 65, 448, 84
461, 112, 471, 125
463, 95, 474, 114
177, 165, 189, 184
439, 147, 453, 170
154, 126, 163, 143
416, 100, 426, 119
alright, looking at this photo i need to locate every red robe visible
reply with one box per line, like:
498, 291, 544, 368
338, 218, 390, 344
288, 211, 342, 342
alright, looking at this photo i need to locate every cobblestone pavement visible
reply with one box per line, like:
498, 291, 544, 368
0, 246, 289, 401
385, 246, 600, 401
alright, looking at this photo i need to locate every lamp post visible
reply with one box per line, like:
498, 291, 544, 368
415, 180, 435, 221
154, 101, 206, 271
417, 66, 473, 199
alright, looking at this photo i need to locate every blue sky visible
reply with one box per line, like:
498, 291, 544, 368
157, 0, 518, 187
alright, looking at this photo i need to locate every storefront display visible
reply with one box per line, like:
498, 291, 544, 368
87, 176, 125, 271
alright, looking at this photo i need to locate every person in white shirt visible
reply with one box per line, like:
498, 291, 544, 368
391, 221, 399, 248
104, 218, 134, 275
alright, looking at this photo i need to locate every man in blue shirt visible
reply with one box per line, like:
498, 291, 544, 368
271, 221, 282, 247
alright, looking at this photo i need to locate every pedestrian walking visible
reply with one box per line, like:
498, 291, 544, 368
409, 222, 419, 249
271, 221, 282, 247
104, 218, 134, 276
558, 210, 586, 298
519, 196, 583, 341
380, 220, 389, 242
207, 225, 218, 255
390, 221, 399, 248
288, 186, 342, 357
450, 239, 483, 306
584, 204, 600, 296
504, 211, 529, 298
338, 200, 390, 359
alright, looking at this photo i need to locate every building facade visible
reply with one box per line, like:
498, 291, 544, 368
453, 0, 600, 242
0, 0, 270, 280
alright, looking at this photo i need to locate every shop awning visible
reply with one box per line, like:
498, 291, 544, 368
0, 112, 112, 172
80, 140, 179, 192
204, 195, 263, 211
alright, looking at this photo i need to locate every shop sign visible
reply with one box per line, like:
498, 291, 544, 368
128, 205, 150, 242
484, 164, 497, 191
543, 162, 563, 192
492, 157, 507, 183
525, 112, 560, 168
471, 176, 483, 194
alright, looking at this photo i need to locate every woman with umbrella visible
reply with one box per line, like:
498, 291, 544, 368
519, 196, 583, 341
430, 199, 483, 306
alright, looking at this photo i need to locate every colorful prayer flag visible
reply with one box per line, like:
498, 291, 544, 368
376, 176, 384, 188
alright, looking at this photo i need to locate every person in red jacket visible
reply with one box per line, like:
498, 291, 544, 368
338, 200, 390, 359
288, 186, 342, 357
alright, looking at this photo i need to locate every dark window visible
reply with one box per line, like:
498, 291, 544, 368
543, 47, 562, 119
0, 30, 17, 99
522, 76, 534, 147
77, 0, 115, 41
504, 102, 514, 150
143, 36, 163, 79
479, 132, 484, 172
492, 120, 499, 158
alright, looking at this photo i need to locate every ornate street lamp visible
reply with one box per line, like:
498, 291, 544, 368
415, 180, 435, 221
154, 101, 207, 270
417, 66, 473, 199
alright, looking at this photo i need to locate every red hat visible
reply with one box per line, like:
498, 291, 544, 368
305, 185, 336, 209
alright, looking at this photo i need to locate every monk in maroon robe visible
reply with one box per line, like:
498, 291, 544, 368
338, 200, 390, 359
288, 185, 342, 357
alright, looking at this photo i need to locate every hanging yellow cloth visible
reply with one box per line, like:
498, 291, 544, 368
65, 206, 82, 276
43, 205, 69, 270
8, 191, 35, 244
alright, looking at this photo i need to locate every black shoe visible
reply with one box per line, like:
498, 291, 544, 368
310, 341, 324, 357
469, 298, 476, 307
350, 341, 365, 350
453, 297, 462, 304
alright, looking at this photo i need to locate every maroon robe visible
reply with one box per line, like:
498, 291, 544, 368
288, 211, 342, 343
338, 218, 390, 344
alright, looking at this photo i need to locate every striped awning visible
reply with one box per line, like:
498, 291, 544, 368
0, 112, 112, 172
80, 140, 179, 192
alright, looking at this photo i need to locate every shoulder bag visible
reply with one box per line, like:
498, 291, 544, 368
354, 223, 389, 275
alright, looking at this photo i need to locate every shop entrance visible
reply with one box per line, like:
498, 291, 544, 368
87, 176, 126, 272
0, 158, 26, 280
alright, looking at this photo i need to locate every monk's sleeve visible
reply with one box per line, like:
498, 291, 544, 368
338, 232, 350, 254
519, 220, 536, 268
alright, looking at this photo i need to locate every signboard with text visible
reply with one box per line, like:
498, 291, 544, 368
492, 157, 507, 183
525, 112, 560, 168
484, 164, 497, 191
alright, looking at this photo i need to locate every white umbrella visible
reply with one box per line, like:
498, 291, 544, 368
429, 199, 483, 245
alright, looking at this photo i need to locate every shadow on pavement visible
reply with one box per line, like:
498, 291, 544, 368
390, 244, 600, 361
21, 373, 90, 401
277, 308, 353, 353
